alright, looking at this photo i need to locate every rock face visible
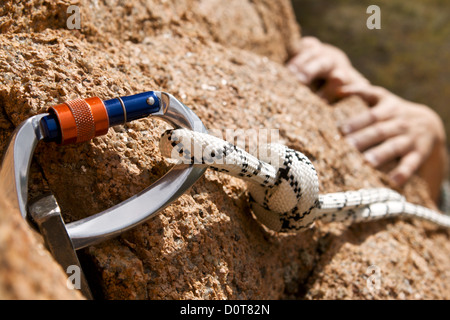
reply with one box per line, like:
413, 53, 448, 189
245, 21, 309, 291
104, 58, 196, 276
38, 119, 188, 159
0, 193, 84, 299
0, 0, 449, 300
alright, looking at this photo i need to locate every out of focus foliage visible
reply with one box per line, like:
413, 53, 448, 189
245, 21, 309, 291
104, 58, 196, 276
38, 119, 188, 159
292, 0, 450, 147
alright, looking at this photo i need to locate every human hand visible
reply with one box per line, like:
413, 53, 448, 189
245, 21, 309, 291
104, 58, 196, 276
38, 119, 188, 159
338, 84, 448, 202
286, 37, 369, 102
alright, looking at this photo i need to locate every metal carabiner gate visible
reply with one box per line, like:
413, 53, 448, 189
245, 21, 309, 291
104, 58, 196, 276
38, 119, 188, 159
0, 91, 207, 299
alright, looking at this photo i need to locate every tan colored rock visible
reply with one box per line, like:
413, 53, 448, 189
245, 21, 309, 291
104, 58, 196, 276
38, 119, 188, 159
0, 178, 83, 299
0, 0, 449, 300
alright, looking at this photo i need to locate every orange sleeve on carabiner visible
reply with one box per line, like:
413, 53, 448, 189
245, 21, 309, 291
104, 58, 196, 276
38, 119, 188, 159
49, 97, 109, 145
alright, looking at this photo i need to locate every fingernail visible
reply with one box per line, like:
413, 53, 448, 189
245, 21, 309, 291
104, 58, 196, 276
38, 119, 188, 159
287, 64, 297, 73
389, 172, 404, 186
364, 152, 378, 166
340, 124, 352, 135
345, 137, 357, 148
295, 72, 308, 83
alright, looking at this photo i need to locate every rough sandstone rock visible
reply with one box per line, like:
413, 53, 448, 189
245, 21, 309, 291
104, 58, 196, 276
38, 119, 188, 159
0, 0, 449, 299
0, 192, 84, 300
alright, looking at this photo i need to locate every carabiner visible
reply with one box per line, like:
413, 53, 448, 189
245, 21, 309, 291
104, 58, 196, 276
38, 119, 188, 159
0, 91, 207, 297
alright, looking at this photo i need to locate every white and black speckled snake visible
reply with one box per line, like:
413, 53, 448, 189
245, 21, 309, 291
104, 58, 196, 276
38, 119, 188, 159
159, 128, 450, 232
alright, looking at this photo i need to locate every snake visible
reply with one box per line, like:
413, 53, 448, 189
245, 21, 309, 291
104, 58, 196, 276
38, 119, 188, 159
159, 128, 450, 232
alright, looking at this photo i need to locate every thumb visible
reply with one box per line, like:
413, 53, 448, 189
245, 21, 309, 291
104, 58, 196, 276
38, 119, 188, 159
316, 78, 344, 102
336, 84, 386, 106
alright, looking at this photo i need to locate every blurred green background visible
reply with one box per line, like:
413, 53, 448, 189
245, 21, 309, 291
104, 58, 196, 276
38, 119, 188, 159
291, 0, 450, 148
